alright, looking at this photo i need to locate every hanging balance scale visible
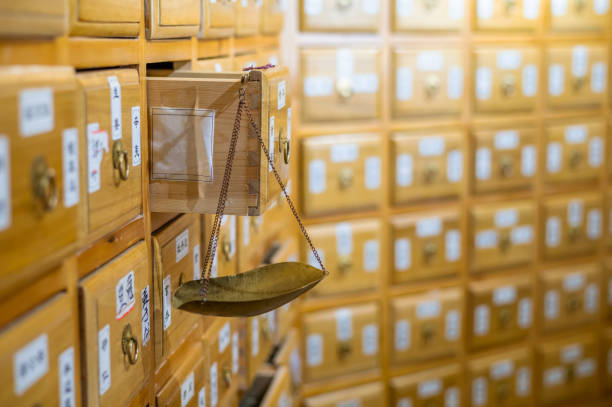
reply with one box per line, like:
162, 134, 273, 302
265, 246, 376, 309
174, 67, 327, 317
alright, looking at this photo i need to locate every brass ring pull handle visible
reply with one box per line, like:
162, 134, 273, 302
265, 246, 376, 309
424, 162, 438, 184
498, 307, 512, 327
222, 237, 232, 261
261, 322, 271, 340
501, 76, 516, 97
32, 156, 58, 212
337, 255, 353, 274
338, 167, 354, 190
496, 382, 510, 402
423, 0, 437, 11
336, 77, 353, 101
282, 137, 290, 165
222, 365, 232, 387
499, 234, 511, 252
422, 324, 436, 343
566, 365, 575, 382
122, 323, 139, 365
504, 0, 516, 13
423, 242, 437, 262
573, 76, 586, 91
337, 341, 351, 360
113, 140, 130, 182
569, 226, 581, 242
567, 296, 581, 313
500, 156, 513, 178
574, 0, 587, 12
569, 150, 582, 168
424, 74, 440, 99
336, 0, 352, 9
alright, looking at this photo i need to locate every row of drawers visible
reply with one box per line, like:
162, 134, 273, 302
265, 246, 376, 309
0, 0, 284, 38
300, 45, 610, 122
303, 331, 610, 407
299, 0, 612, 33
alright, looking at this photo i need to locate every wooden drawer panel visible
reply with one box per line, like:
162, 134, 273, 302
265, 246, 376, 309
272, 329, 301, 403
0, 0, 66, 36
605, 328, 612, 392
156, 343, 206, 407
79, 241, 152, 407
300, 48, 380, 122
188, 58, 233, 73
390, 365, 461, 407
302, 302, 380, 382
542, 192, 603, 260
245, 311, 277, 382
474, 0, 540, 31
0, 67, 83, 287
393, 0, 464, 31
473, 46, 539, 113
203, 214, 237, 277
390, 288, 462, 364
305, 218, 382, 296
472, 125, 537, 194
540, 263, 600, 332
260, 0, 284, 34
204, 318, 241, 407
468, 347, 533, 407
549, 0, 610, 32
468, 275, 533, 350
300, 0, 380, 32
391, 209, 461, 284
77, 69, 142, 241
538, 334, 598, 405
391, 131, 464, 204
0, 293, 78, 406
301, 133, 382, 216
236, 0, 260, 36
233, 54, 259, 71
70, 0, 140, 37
147, 0, 200, 39
201, 0, 236, 38
260, 366, 292, 407
547, 44, 607, 109
303, 381, 383, 407
606, 258, 612, 320
470, 201, 535, 272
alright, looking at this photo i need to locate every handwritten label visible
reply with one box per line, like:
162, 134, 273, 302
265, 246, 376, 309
394, 238, 411, 270
131, 107, 141, 166
521, 145, 536, 176
395, 320, 410, 351
176, 229, 189, 262
476, 67, 492, 100
445, 310, 460, 341
495, 130, 519, 150
417, 300, 441, 319
475, 230, 497, 249
331, 144, 358, 163
141, 285, 151, 346
544, 290, 559, 319
62, 128, 79, 208
516, 366, 531, 396
58, 347, 76, 407
472, 377, 487, 406
98, 325, 111, 396
365, 156, 381, 189
447, 66, 463, 99
476, 148, 491, 180
548, 64, 564, 96
232, 332, 239, 374
163, 275, 172, 330
518, 298, 532, 327
493, 286, 516, 305
419, 379, 442, 398
546, 217, 561, 247
396, 67, 413, 101
87, 124, 108, 194
198, 387, 206, 407
219, 322, 230, 353
418, 137, 445, 156
107, 76, 122, 141
491, 360, 514, 379
210, 363, 218, 407
474, 305, 490, 336
336, 222, 353, 256
19, 87, 54, 137
446, 230, 461, 261
306, 334, 323, 366
336, 308, 353, 341
116, 270, 136, 320
14, 334, 49, 396
0, 136, 9, 231
181, 372, 195, 407
251, 317, 259, 356
522, 64, 538, 96
268, 115, 275, 171
363, 239, 379, 272
396, 154, 413, 186
193, 244, 200, 280
303, 76, 333, 97
277, 80, 286, 110
572, 46, 589, 78
308, 160, 326, 193
362, 324, 378, 356
417, 217, 442, 237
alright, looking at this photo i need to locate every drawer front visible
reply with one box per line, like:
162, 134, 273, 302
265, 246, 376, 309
472, 126, 537, 194
302, 302, 380, 382
233, 54, 259, 71
205, 319, 240, 407
301, 133, 382, 216
605, 329, 612, 391
0, 0, 66, 36
77, 0, 140, 23
204, 0, 236, 30
473, 47, 538, 113
474, 0, 540, 31
192, 58, 234, 73
153, 214, 202, 367
0, 67, 83, 279
236, 0, 260, 36
470, 201, 536, 272
208, 214, 237, 277
305, 218, 382, 296
246, 312, 277, 382
542, 193, 603, 260
266, 74, 291, 204
300, 0, 380, 32
156, 343, 206, 407
260, 0, 284, 34
78, 69, 142, 239
393, 49, 464, 117
390, 365, 461, 407
468, 347, 532, 407
606, 259, 612, 320
538, 334, 598, 405
390, 288, 462, 364
393, 0, 465, 31
301, 48, 380, 122
547, 45, 607, 108
391, 131, 464, 204
549, 0, 610, 32
544, 120, 604, 185
159, 0, 200, 25
303, 382, 383, 407
261, 367, 291, 407
540, 263, 600, 332
80, 241, 152, 407
391, 210, 461, 284
273, 329, 301, 401
0, 293, 78, 406
468, 275, 533, 350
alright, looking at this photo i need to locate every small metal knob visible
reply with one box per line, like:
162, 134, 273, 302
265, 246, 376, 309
112, 140, 130, 182
574, 0, 587, 12
498, 307, 512, 327
566, 365, 575, 382
32, 156, 58, 213
122, 323, 139, 365
280, 129, 290, 165
505, 0, 517, 13
569, 150, 582, 169
501, 75, 516, 97
569, 226, 581, 242
423, 0, 437, 11
567, 296, 581, 313
573, 76, 586, 91
222, 365, 232, 387
425, 74, 440, 99
500, 156, 513, 178
499, 233, 512, 252
422, 323, 436, 343
222, 237, 232, 261
337, 341, 352, 360
424, 162, 438, 183
336, 0, 352, 9
423, 242, 437, 263
338, 167, 354, 190
336, 77, 353, 101
338, 255, 353, 274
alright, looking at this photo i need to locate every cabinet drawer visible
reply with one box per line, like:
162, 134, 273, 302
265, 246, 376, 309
0, 0, 66, 36
393, 0, 464, 31
468, 347, 533, 407
259, 49, 281, 67
549, 0, 610, 32
236, 0, 260, 36
393, 49, 464, 117
543, 120, 604, 186
77, 69, 142, 241
468, 275, 533, 350
80, 241, 152, 407
605, 259, 612, 320
153, 214, 202, 367
542, 192, 603, 260
204, 318, 240, 407
391, 131, 464, 204
547, 45, 607, 109
390, 365, 461, 407
390, 288, 462, 365
272, 329, 301, 403
260, 0, 284, 34
605, 328, 612, 391
472, 126, 537, 194
0, 67, 84, 282
201, 0, 236, 37
302, 302, 379, 382
260, 366, 292, 407
301, 133, 382, 216
204, 214, 237, 277
474, 0, 540, 31
246, 312, 277, 382
300, 0, 379, 32
301, 48, 380, 122
190, 58, 233, 73
540, 263, 600, 332
147, 0, 200, 39
305, 218, 382, 296
391, 209, 461, 284
473, 47, 538, 113
70, 0, 140, 36
303, 381, 383, 407
0, 293, 78, 406
233, 54, 259, 71
538, 334, 598, 405
470, 201, 536, 272
156, 343, 206, 407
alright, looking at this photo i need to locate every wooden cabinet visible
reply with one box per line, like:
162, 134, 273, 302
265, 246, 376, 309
155, 343, 207, 407
203, 318, 241, 407
300, 0, 380, 32
146, 0, 200, 39
549, 0, 610, 32
245, 312, 277, 382
392, 0, 465, 31
69, 0, 140, 37
303, 381, 383, 407
200, 0, 236, 38
473, 0, 540, 31
0, 0, 66, 36
390, 365, 461, 407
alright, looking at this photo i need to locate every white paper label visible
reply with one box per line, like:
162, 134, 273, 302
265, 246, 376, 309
417, 300, 441, 319
523, 0, 539, 19
477, 0, 493, 19
585, 283, 598, 313
568, 200, 583, 227
335, 223, 353, 256
58, 347, 76, 407
210, 363, 218, 407
396, 67, 413, 101
497, 50, 522, 70
131, 106, 141, 167
445, 230, 461, 261
87, 124, 108, 194
564, 273, 585, 291
395, 238, 411, 270
587, 209, 602, 239
198, 387, 206, 407
232, 332, 239, 374
447, 150, 462, 183
362, 324, 378, 356
445, 387, 459, 407
417, 217, 442, 237
522, 65, 538, 97
353, 73, 379, 94
0, 136, 9, 231
308, 160, 326, 194
365, 156, 381, 189
191, 243, 201, 281
362, 0, 379, 14
163, 275, 172, 330
98, 325, 111, 396
449, 0, 464, 19
337, 49, 354, 78
495, 208, 518, 228
551, 0, 568, 16
181, 372, 195, 407
417, 51, 444, 72
577, 358, 596, 378
304, 0, 322, 14
562, 344, 582, 362
493, 286, 517, 305
219, 322, 230, 353
395, 320, 410, 351
277, 80, 286, 110
419, 379, 442, 398
445, 310, 460, 340
591, 62, 606, 93
491, 360, 514, 379
472, 377, 487, 406
544, 367, 564, 387
518, 298, 532, 327
306, 334, 322, 366
396, 0, 412, 16
331, 144, 359, 163
363, 239, 379, 272
336, 308, 353, 341
141, 285, 151, 346
595, 0, 610, 13
447, 66, 463, 99
419, 137, 445, 156
14, 334, 49, 396
521, 145, 536, 176
476, 148, 491, 180
565, 125, 587, 144
588, 136, 603, 167
304, 76, 333, 97
474, 305, 490, 336
544, 290, 560, 319
475, 230, 498, 249
572, 46, 589, 77
546, 142, 562, 173
116, 270, 136, 320
19, 87, 54, 137
511, 225, 533, 245
107, 76, 122, 141
516, 367, 531, 396
548, 64, 564, 96
269, 115, 275, 171
396, 154, 413, 186
175, 229, 189, 263
495, 130, 519, 150
61, 128, 79, 208
397, 398, 412, 407
251, 317, 259, 356
546, 216, 561, 247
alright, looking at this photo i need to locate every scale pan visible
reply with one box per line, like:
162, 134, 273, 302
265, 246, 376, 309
173, 262, 325, 317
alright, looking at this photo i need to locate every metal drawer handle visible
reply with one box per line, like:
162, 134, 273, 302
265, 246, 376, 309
499, 234, 512, 252
113, 140, 130, 182
32, 156, 58, 212
338, 255, 353, 274
423, 242, 437, 262
423, 0, 437, 11
425, 74, 440, 99
223, 365, 232, 387
573, 76, 586, 91
337, 341, 352, 360
504, 0, 516, 13
498, 307, 512, 327
222, 237, 232, 261
500, 156, 513, 178
569, 150, 582, 168
569, 226, 581, 242
279, 128, 290, 165
422, 323, 436, 343
338, 167, 354, 190
336, 0, 352, 9
501, 75, 516, 97
336, 77, 353, 101
122, 323, 139, 365
567, 296, 581, 312
574, 0, 587, 12
424, 162, 438, 183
